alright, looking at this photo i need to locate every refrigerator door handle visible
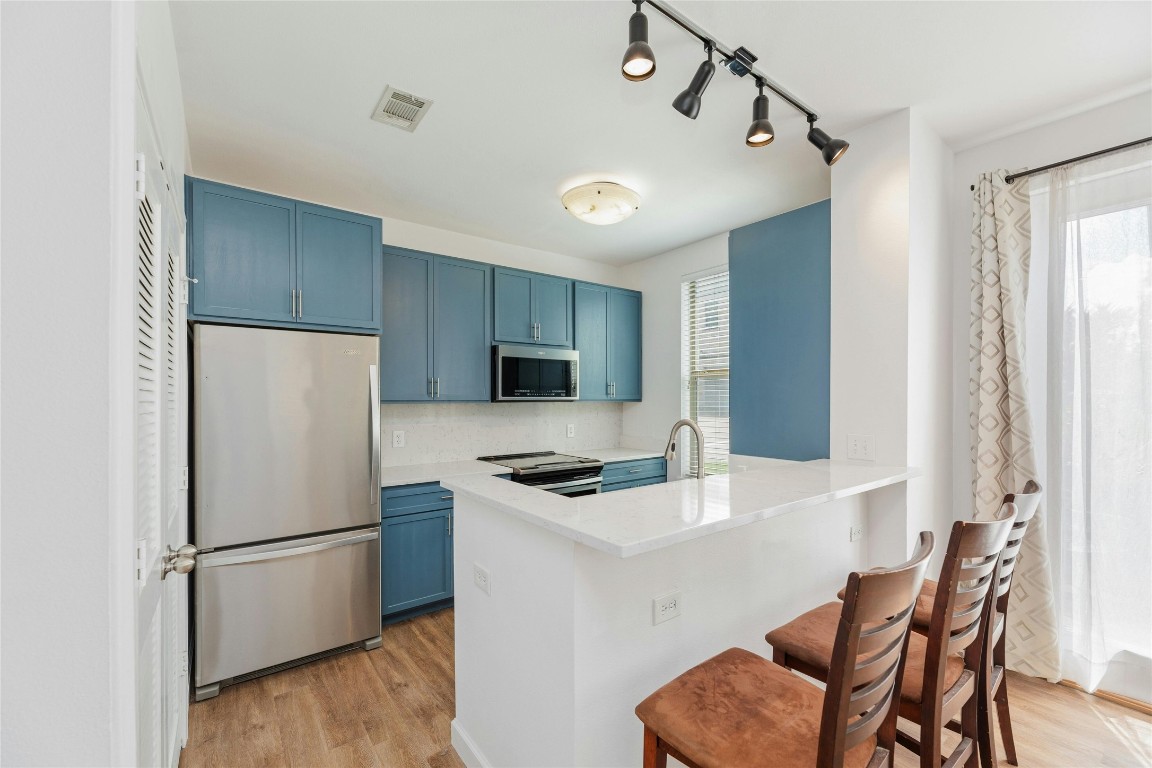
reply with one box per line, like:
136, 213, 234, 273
199, 530, 379, 568
369, 364, 380, 505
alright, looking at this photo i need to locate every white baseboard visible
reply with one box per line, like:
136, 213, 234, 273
450, 719, 491, 768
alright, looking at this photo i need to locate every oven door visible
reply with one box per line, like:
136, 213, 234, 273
519, 474, 602, 497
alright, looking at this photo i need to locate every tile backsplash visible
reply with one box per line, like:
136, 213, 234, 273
380, 402, 624, 465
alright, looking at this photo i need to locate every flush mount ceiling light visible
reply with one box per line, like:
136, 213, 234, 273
561, 182, 641, 226
619, 0, 850, 165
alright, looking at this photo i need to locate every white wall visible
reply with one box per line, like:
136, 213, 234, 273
907, 112, 955, 551
830, 108, 957, 567
0, 3, 132, 764
617, 234, 728, 463
137, 0, 189, 208
949, 90, 1152, 523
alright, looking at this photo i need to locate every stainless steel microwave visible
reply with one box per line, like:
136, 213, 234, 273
493, 345, 579, 401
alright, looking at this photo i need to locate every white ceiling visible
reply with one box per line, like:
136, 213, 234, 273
170, 1, 1151, 263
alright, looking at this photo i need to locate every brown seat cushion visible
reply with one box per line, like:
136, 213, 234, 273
635, 647, 877, 768
838, 579, 937, 628
764, 601, 965, 708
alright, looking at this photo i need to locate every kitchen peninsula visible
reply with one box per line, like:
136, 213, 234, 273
443, 457, 917, 767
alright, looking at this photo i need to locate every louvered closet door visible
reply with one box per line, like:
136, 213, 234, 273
135, 183, 165, 768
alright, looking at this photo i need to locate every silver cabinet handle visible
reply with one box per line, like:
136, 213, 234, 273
628, 468, 642, 474
298, 290, 303, 318
434, 377, 440, 398
369, 364, 380, 505
447, 514, 453, 536
429, 378, 434, 399
440, 495, 454, 500
291, 289, 297, 318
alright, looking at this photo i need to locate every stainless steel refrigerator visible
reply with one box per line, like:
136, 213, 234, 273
192, 324, 381, 701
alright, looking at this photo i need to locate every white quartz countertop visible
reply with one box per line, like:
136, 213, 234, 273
379, 460, 507, 488
442, 459, 917, 557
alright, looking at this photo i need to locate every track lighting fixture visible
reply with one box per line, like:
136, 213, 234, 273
672, 45, 715, 120
621, 0, 656, 82
745, 80, 774, 147
806, 118, 850, 166
619, 0, 851, 164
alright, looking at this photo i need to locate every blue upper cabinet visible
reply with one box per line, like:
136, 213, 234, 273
380, 249, 434, 401
433, 256, 491, 401
574, 282, 642, 401
608, 288, 642, 401
574, 283, 610, 400
379, 247, 490, 402
295, 203, 382, 331
189, 180, 296, 323
187, 177, 383, 333
493, 267, 573, 348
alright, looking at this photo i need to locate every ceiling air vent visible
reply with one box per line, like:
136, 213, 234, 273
371, 86, 432, 132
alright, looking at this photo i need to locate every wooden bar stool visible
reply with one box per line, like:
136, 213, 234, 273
908, 482, 1041, 767
766, 505, 1017, 768
634, 532, 934, 768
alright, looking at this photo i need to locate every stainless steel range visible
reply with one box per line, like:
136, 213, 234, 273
478, 451, 604, 497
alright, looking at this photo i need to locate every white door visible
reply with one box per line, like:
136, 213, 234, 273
135, 85, 190, 768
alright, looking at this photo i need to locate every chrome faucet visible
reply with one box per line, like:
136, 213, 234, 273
664, 418, 705, 479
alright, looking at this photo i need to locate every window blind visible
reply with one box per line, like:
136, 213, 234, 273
681, 271, 730, 476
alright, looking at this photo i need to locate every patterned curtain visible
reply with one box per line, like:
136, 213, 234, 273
969, 170, 1060, 679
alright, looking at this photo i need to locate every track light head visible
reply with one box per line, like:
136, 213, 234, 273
621, 1, 655, 82
807, 121, 849, 166
672, 48, 716, 120
745, 85, 774, 147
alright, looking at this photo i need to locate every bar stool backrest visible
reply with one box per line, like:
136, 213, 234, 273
923, 503, 1018, 719
818, 532, 935, 767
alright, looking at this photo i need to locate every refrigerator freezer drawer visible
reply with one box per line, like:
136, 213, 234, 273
194, 528, 381, 688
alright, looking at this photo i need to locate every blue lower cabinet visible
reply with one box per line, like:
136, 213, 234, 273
380, 485, 454, 620
601, 457, 667, 493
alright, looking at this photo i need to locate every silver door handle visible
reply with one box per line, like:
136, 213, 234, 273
298, 290, 303, 318
161, 544, 198, 579
291, 289, 297, 318
369, 364, 380, 505
199, 531, 379, 568
447, 515, 453, 536
429, 378, 434, 399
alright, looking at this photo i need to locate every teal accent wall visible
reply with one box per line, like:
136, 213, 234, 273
729, 200, 831, 460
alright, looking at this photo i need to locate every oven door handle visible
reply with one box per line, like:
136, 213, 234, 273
529, 476, 602, 492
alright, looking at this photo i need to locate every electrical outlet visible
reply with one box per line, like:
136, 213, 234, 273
473, 564, 491, 595
849, 524, 864, 543
653, 591, 682, 625
846, 434, 875, 461
566, 423, 575, 438
392, 430, 406, 448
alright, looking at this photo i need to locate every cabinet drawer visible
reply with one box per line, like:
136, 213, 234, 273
381, 481, 454, 518
601, 458, 667, 484
602, 475, 666, 494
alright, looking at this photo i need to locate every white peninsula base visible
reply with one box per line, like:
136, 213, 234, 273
444, 459, 916, 768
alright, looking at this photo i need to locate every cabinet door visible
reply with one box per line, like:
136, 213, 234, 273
434, 257, 491, 401
492, 268, 536, 344
534, 274, 573, 347
381, 508, 453, 615
608, 288, 643, 401
296, 203, 382, 331
574, 283, 610, 400
380, 249, 433, 401
190, 179, 295, 322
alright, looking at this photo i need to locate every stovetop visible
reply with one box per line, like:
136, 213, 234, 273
477, 451, 604, 476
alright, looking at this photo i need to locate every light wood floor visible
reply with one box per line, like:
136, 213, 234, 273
181, 608, 1152, 767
